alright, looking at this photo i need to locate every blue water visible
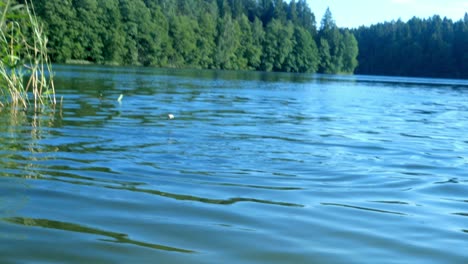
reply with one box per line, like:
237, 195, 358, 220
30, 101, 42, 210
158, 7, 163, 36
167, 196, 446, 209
1, 65, 467, 263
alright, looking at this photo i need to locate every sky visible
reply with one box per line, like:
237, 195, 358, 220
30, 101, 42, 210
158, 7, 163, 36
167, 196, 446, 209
309, 0, 468, 28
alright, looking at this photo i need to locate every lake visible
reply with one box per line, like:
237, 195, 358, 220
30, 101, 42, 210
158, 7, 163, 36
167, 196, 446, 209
1, 65, 467, 263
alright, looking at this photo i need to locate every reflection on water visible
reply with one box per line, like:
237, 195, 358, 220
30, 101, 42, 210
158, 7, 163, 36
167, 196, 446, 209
4, 217, 195, 253
321, 202, 407, 216
1, 65, 468, 263
0, 107, 60, 179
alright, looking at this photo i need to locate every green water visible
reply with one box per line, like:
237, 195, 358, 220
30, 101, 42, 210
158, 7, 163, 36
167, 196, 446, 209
1, 65, 467, 263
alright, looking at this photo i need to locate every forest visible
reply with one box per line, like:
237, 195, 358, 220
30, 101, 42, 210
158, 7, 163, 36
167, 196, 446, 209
12, 0, 468, 78
354, 14, 468, 79
27, 0, 358, 74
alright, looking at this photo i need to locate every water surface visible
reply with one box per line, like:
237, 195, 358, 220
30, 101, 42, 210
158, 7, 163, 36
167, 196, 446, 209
1, 65, 468, 263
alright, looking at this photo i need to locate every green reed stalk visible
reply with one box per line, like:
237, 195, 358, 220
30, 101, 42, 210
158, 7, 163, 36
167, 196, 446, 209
0, 0, 55, 109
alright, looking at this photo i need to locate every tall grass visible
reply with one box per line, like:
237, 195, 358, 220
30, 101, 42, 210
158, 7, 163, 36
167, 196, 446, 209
0, 0, 55, 109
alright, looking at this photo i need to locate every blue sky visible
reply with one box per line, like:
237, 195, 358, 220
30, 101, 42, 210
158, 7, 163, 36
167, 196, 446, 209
309, 0, 468, 28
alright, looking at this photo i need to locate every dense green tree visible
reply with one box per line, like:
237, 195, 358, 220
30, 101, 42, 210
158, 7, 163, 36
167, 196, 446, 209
215, 14, 242, 69
320, 7, 335, 32
229, 0, 243, 19
73, 0, 104, 63
284, 26, 319, 72
318, 38, 332, 73
318, 8, 358, 74
242, 0, 259, 22
259, 0, 274, 25
196, 12, 217, 68
318, 8, 341, 73
36, 0, 81, 62
453, 14, 468, 78
273, 0, 287, 22
217, 0, 231, 18
32, 0, 362, 74
235, 14, 255, 69
155, 0, 177, 17
296, 0, 315, 34
118, 0, 141, 64
287, 0, 298, 24
120, 0, 171, 66
169, 15, 198, 67
149, 6, 172, 66
248, 18, 265, 69
99, 0, 125, 64
262, 19, 294, 71
341, 30, 359, 73
354, 13, 467, 78
319, 8, 340, 73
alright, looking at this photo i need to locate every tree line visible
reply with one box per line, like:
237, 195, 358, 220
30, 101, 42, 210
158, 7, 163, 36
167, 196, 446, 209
27, 0, 358, 74
353, 14, 468, 79
17, 0, 468, 78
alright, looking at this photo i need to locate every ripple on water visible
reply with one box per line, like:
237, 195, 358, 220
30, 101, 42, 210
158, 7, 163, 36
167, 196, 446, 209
1, 67, 468, 263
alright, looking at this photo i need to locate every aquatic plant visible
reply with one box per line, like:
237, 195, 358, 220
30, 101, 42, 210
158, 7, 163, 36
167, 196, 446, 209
0, 0, 55, 108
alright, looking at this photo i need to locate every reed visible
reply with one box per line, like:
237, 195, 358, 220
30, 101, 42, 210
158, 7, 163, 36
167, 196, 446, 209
0, 0, 55, 109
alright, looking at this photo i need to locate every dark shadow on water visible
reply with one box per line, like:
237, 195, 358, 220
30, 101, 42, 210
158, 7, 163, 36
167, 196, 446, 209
211, 182, 304, 191
120, 186, 304, 207
82, 176, 304, 207
370, 200, 410, 205
3, 217, 195, 253
321, 203, 406, 215
453, 213, 468, 217
10, 170, 304, 208
434, 178, 459, 184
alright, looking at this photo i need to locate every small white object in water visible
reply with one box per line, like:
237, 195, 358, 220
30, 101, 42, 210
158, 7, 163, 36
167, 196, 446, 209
167, 114, 174, 120
117, 94, 124, 102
